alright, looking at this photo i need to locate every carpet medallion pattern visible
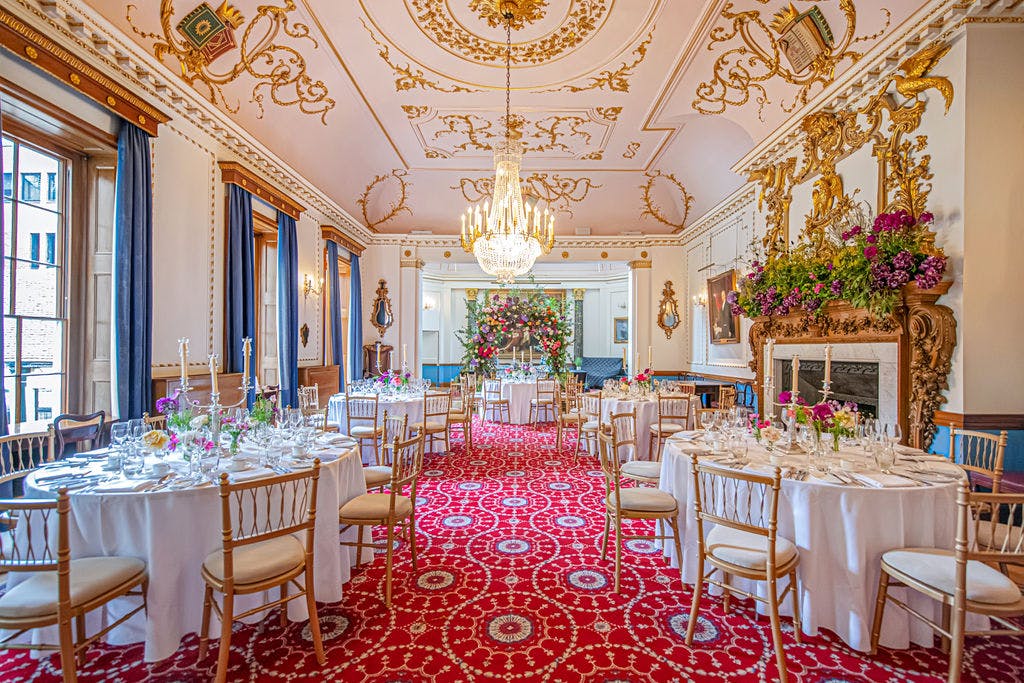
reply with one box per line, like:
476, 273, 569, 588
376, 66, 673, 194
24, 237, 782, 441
2, 419, 1023, 681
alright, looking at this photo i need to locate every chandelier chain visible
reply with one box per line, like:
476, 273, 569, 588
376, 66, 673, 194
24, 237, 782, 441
505, 17, 511, 144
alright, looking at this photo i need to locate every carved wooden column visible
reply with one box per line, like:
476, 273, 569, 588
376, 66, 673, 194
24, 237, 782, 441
572, 288, 585, 361
903, 281, 956, 450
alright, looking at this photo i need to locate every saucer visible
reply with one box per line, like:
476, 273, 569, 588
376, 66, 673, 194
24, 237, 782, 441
224, 460, 252, 473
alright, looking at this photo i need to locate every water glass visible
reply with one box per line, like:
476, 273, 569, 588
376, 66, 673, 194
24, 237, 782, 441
730, 436, 748, 465
873, 442, 897, 473
121, 447, 145, 478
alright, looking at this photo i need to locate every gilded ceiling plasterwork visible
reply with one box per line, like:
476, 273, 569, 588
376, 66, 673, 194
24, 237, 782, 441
470, 0, 547, 30
361, 19, 480, 93
622, 141, 640, 158
541, 30, 653, 93
406, 0, 610, 66
418, 109, 614, 160
693, 1, 890, 120
453, 173, 601, 217
640, 170, 694, 230
125, 1, 335, 122
358, 169, 413, 230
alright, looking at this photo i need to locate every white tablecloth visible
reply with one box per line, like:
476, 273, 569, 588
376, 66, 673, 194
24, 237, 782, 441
659, 440, 967, 651
11, 446, 368, 662
599, 396, 698, 461
503, 380, 539, 425
328, 393, 424, 462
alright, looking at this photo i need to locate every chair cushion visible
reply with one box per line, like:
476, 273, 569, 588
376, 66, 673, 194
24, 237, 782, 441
531, 398, 554, 405
349, 425, 383, 438
607, 488, 677, 513
649, 422, 685, 434
203, 535, 304, 585
411, 420, 448, 433
882, 548, 1022, 605
560, 412, 583, 423
0, 557, 146, 619
581, 420, 601, 432
706, 525, 797, 571
621, 461, 662, 481
339, 493, 414, 521
363, 465, 393, 488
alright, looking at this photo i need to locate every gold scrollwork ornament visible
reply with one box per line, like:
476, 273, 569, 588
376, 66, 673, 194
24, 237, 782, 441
640, 170, 694, 230
358, 169, 412, 230
127, 1, 335, 122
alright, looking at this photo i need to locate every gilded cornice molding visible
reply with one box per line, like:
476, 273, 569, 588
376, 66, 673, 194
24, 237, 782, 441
731, 0, 1005, 175
8, 0, 371, 246
219, 161, 304, 220
628, 259, 652, 269
320, 225, 365, 256
678, 185, 758, 246
366, 234, 690, 250
400, 258, 425, 269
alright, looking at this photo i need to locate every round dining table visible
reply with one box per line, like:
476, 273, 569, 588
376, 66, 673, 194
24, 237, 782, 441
658, 437, 973, 652
502, 379, 540, 425
328, 392, 425, 462
599, 394, 699, 461
10, 443, 369, 662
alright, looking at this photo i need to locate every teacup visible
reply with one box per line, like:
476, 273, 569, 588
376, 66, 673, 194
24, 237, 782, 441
149, 461, 171, 477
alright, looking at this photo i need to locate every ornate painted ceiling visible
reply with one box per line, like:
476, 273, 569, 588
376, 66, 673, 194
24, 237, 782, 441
95, 0, 911, 235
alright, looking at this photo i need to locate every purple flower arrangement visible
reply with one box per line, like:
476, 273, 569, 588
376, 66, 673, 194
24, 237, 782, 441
733, 211, 947, 319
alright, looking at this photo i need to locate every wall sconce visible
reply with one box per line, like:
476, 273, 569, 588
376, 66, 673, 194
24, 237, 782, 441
422, 295, 437, 311
302, 273, 323, 300
692, 289, 707, 307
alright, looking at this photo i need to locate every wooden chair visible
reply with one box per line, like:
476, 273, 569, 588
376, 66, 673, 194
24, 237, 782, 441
344, 393, 382, 465
141, 412, 167, 430
529, 379, 558, 428
298, 384, 320, 412
578, 391, 605, 460
695, 408, 721, 431
948, 428, 1008, 493
870, 482, 1024, 683
716, 386, 737, 409
199, 463, 324, 683
449, 380, 476, 453
0, 428, 56, 488
481, 379, 510, 424
687, 454, 801, 682
411, 392, 452, 454
555, 385, 584, 457
597, 412, 683, 593
364, 411, 409, 492
51, 412, 105, 457
647, 394, 692, 465
677, 382, 697, 396
0, 491, 148, 683
339, 434, 425, 606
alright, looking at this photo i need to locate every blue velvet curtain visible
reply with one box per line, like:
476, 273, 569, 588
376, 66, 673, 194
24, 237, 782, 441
225, 185, 255, 405
277, 212, 299, 408
326, 240, 345, 388
349, 251, 363, 381
1, 102, 9, 498
113, 122, 153, 419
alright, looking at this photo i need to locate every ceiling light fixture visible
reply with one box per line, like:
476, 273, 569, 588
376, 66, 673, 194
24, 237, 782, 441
459, 1, 554, 284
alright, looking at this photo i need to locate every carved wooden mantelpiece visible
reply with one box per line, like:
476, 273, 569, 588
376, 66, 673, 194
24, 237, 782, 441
748, 281, 955, 450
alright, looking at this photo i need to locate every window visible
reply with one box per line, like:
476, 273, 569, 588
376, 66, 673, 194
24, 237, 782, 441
46, 172, 57, 202
20, 172, 41, 202
2, 136, 68, 426
2, 172, 10, 199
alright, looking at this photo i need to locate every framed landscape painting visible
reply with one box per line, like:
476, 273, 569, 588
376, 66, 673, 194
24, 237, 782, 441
707, 270, 740, 345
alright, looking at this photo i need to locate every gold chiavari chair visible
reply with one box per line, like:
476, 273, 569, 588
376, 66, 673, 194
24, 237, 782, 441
411, 391, 452, 454
529, 378, 558, 428
716, 386, 737, 409
449, 379, 476, 452
141, 412, 167, 430
339, 434, 425, 606
298, 384, 320, 413
870, 482, 1024, 683
647, 394, 693, 466
695, 408, 721, 432
677, 382, 697, 396
597, 412, 683, 593
555, 385, 584, 457
948, 428, 1008, 493
481, 379, 510, 424
578, 391, 605, 460
0, 491, 148, 683
199, 463, 324, 683
364, 411, 410, 492
0, 428, 56, 489
345, 393, 383, 465
687, 454, 801, 683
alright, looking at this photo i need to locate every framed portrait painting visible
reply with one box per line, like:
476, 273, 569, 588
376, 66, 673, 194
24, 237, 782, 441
613, 317, 628, 344
707, 270, 740, 345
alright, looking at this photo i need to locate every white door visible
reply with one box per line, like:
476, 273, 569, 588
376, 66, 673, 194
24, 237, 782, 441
260, 243, 279, 387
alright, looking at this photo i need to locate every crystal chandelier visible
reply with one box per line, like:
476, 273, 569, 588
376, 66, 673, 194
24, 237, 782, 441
460, 2, 554, 284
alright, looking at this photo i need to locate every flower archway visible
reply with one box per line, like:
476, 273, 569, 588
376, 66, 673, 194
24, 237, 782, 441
459, 290, 571, 376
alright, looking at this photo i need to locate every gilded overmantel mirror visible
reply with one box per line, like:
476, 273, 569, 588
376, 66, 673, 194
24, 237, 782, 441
371, 279, 393, 338
657, 281, 681, 339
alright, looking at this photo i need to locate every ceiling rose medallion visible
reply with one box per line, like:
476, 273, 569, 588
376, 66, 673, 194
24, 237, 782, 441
472, 0, 548, 30
460, 3, 554, 283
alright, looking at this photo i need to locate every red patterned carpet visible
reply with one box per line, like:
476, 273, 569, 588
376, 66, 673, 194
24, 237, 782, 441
3, 419, 1023, 682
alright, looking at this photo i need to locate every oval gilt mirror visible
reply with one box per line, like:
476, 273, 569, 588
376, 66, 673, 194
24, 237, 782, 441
371, 279, 394, 337
658, 281, 681, 339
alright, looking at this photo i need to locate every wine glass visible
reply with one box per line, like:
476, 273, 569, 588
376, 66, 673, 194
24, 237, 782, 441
700, 410, 715, 435
110, 422, 129, 451
730, 435, 748, 466
887, 422, 903, 445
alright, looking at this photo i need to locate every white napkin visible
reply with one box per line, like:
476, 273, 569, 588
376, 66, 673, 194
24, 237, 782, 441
229, 467, 276, 483
669, 430, 702, 441
318, 434, 356, 446
851, 472, 918, 488
94, 478, 157, 493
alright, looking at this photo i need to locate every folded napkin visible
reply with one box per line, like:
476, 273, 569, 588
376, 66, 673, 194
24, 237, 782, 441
894, 444, 926, 456
669, 430, 703, 441
94, 478, 157, 493
850, 472, 918, 488
229, 467, 276, 483
318, 434, 356, 446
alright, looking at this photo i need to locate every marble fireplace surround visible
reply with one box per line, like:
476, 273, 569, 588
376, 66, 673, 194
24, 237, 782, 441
772, 343, 898, 426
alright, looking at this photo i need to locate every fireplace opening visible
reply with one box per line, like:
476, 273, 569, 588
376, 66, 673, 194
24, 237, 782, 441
776, 359, 879, 418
